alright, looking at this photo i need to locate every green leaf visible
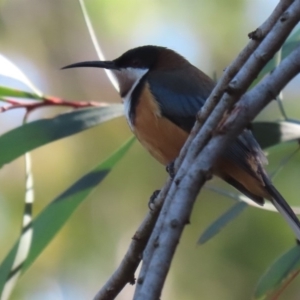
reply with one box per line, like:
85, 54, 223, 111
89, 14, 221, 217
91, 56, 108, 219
0, 86, 43, 100
0, 53, 43, 97
254, 245, 300, 299
198, 202, 247, 245
0, 136, 135, 296
0, 105, 124, 168
252, 121, 300, 149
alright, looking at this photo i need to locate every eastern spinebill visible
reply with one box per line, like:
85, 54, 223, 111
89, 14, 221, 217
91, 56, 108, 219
62, 45, 300, 240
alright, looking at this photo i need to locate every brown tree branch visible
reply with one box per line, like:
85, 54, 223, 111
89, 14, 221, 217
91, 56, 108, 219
134, 2, 297, 294
136, 43, 300, 300
134, 1, 300, 300
93, 183, 171, 300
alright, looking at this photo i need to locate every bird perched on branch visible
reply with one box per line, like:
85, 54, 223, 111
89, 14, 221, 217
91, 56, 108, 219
63, 45, 300, 240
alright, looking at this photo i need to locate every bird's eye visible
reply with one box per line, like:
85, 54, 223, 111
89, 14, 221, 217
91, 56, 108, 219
131, 59, 141, 67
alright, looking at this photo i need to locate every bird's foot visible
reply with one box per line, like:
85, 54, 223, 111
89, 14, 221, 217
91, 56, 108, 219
148, 189, 161, 210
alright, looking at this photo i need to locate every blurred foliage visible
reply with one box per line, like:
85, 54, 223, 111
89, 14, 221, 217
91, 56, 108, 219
1, 1, 300, 300
0, 136, 135, 297
255, 245, 300, 299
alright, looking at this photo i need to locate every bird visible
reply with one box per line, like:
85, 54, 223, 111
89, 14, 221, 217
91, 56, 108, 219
62, 45, 300, 240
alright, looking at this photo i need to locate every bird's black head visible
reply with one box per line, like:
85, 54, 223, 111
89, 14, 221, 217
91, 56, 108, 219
62, 45, 187, 97
62, 45, 164, 71
112, 45, 163, 70
62, 46, 166, 97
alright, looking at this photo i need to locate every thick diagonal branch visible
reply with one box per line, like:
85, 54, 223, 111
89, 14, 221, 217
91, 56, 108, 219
135, 2, 300, 299
92, 1, 298, 299
134, 1, 297, 294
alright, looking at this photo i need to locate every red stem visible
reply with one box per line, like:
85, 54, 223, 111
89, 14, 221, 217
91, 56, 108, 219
0, 95, 108, 114
270, 270, 300, 300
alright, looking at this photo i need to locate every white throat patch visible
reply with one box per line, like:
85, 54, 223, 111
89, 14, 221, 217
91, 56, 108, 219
113, 67, 148, 130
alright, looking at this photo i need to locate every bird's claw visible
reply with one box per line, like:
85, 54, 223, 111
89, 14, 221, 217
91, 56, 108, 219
148, 189, 161, 210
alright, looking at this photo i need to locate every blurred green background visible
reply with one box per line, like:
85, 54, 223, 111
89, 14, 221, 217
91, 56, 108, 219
1, 0, 300, 299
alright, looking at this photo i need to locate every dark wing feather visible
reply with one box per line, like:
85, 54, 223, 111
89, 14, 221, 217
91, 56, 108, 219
147, 67, 214, 132
147, 67, 267, 170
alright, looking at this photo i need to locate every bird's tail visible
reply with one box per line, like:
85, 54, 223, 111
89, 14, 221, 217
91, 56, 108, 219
272, 196, 300, 242
260, 168, 300, 241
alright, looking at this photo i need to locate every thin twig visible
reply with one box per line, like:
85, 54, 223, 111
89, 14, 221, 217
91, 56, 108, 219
93, 181, 172, 300
270, 146, 300, 179
274, 48, 290, 120
270, 269, 300, 300
0, 95, 106, 114
276, 93, 289, 120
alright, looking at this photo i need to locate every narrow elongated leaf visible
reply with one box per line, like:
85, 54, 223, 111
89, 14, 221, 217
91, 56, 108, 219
252, 121, 300, 149
78, 0, 119, 91
254, 245, 300, 299
198, 202, 248, 245
0, 86, 43, 100
0, 105, 124, 168
0, 136, 135, 297
0, 54, 43, 96
283, 28, 300, 61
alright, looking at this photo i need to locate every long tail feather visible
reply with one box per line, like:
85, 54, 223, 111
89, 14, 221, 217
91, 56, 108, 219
259, 167, 300, 241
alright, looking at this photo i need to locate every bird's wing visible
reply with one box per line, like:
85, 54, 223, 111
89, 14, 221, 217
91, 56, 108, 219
147, 67, 214, 132
148, 68, 268, 204
148, 68, 267, 171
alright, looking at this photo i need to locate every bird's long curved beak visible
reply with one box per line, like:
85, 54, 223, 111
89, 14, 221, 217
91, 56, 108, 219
61, 60, 119, 70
